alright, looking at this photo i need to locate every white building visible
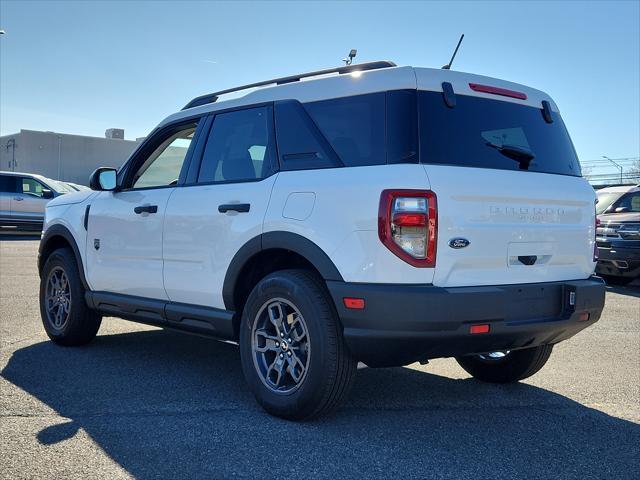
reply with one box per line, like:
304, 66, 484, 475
0, 129, 142, 185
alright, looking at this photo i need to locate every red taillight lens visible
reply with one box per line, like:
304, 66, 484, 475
593, 216, 600, 262
378, 190, 437, 268
469, 83, 528, 100
393, 213, 427, 227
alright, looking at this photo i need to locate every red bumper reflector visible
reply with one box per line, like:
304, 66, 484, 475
469, 83, 528, 100
579, 312, 590, 321
343, 298, 365, 310
470, 324, 490, 334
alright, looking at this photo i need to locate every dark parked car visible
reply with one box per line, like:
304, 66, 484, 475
595, 185, 640, 285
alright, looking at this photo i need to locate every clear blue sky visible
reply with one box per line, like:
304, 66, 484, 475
1, 0, 638, 165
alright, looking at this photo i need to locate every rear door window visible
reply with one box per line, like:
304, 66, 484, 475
418, 91, 581, 176
198, 105, 276, 183
0, 175, 18, 193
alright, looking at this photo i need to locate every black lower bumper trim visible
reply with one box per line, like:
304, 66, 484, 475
326, 277, 605, 367
596, 246, 640, 278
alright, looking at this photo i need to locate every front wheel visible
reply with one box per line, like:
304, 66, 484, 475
39, 248, 102, 346
455, 345, 553, 383
239, 269, 356, 420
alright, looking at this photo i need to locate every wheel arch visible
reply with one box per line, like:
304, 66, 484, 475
39, 224, 89, 290
223, 231, 343, 315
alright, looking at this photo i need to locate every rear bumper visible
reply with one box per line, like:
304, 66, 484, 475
596, 245, 640, 278
326, 277, 605, 367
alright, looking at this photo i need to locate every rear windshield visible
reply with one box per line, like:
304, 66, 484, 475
418, 91, 581, 176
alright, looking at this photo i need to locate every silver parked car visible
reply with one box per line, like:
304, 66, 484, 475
0, 171, 74, 232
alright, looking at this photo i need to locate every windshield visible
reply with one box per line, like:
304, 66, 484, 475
44, 178, 74, 194
418, 91, 581, 176
596, 191, 625, 214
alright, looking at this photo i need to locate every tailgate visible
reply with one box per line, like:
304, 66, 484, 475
424, 165, 596, 287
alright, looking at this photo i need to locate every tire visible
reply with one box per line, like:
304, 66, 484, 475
39, 247, 102, 346
455, 344, 554, 384
601, 274, 635, 286
239, 269, 356, 420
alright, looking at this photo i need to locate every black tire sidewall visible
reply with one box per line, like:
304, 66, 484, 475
239, 271, 341, 419
39, 248, 98, 343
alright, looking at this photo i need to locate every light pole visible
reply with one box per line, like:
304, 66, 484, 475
602, 155, 623, 184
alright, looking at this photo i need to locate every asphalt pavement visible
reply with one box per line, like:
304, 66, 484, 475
1, 236, 639, 479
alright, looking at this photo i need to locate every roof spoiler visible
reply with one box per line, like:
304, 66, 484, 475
182, 60, 397, 110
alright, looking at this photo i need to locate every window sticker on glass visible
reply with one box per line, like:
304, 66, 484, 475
481, 127, 530, 150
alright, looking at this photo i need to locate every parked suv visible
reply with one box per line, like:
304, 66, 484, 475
595, 185, 640, 285
37, 62, 605, 419
0, 171, 73, 232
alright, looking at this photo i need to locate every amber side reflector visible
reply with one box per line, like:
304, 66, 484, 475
343, 298, 365, 310
579, 312, 590, 321
470, 324, 490, 334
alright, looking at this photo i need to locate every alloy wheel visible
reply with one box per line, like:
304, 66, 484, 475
251, 298, 311, 394
45, 266, 72, 330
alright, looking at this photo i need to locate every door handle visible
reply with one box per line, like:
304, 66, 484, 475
134, 205, 158, 214
218, 203, 250, 213
13, 197, 24, 201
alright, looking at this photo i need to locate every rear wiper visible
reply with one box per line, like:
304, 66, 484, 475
485, 142, 535, 170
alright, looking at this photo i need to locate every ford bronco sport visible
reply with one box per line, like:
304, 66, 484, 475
38, 61, 606, 419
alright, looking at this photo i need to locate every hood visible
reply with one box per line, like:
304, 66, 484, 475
598, 212, 640, 224
47, 189, 98, 207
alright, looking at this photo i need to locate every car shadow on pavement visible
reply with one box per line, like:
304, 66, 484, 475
607, 285, 640, 297
3, 329, 639, 479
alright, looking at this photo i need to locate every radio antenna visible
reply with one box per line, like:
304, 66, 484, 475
442, 34, 464, 70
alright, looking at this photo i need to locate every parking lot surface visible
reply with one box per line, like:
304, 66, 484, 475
1, 237, 639, 479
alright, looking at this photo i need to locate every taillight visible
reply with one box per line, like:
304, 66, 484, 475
593, 216, 600, 262
378, 190, 437, 267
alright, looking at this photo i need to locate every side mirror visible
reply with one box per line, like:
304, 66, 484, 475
41, 189, 54, 199
615, 206, 630, 213
89, 167, 117, 191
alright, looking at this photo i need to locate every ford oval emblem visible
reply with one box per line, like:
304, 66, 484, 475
449, 238, 470, 249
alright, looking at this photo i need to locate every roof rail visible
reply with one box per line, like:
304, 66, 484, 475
182, 60, 397, 110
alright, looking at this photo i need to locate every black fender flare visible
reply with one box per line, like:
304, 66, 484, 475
222, 231, 343, 311
39, 224, 89, 290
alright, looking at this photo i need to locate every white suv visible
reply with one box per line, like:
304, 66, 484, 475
38, 61, 605, 419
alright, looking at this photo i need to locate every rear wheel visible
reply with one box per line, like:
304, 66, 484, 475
39, 248, 101, 346
455, 344, 553, 383
239, 269, 356, 420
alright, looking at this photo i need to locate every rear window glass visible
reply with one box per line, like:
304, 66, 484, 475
0, 175, 18, 193
418, 91, 581, 176
288, 90, 418, 168
305, 93, 386, 167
